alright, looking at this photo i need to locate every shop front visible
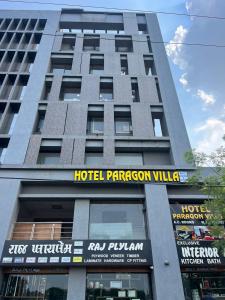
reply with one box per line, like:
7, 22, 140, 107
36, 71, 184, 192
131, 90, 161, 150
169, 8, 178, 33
86, 272, 152, 300
181, 268, 225, 300
1, 268, 68, 300
170, 203, 225, 300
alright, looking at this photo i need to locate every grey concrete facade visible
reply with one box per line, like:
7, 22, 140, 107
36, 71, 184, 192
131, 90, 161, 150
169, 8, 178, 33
0, 8, 195, 300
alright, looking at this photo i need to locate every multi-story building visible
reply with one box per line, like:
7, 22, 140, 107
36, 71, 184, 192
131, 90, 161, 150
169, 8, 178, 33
0, 8, 222, 300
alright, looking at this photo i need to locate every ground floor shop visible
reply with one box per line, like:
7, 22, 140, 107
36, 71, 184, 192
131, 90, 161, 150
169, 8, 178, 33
3, 268, 225, 300
1, 269, 152, 300
182, 269, 225, 300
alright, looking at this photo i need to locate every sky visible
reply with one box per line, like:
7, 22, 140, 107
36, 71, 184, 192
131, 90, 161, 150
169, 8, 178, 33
1, 0, 225, 154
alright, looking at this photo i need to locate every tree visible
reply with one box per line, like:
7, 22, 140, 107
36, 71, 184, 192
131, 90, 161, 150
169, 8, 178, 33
185, 141, 225, 249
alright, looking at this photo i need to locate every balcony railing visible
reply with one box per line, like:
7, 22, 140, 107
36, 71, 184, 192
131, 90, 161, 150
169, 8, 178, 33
11, 222, 73, 240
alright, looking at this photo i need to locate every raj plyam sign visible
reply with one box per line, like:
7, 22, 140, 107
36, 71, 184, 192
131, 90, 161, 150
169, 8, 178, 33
73, 169, 188, 183
1, 240, 152, 266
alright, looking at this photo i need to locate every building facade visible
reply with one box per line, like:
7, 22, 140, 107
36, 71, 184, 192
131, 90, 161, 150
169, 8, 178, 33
0, 9, 222, 300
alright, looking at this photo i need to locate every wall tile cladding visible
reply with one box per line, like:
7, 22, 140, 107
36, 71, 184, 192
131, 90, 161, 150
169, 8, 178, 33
23, 10, 185, 166
0, 11, 61, 164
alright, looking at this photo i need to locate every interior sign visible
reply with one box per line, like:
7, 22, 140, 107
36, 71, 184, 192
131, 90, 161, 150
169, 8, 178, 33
73, 169, 188, 183
1, 240, 152, 266
177, 241, 223, 266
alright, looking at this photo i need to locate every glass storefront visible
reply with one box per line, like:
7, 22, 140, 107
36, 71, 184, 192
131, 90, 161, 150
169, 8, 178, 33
86, 273, 152, 300
89, 203, 146, 240
1, 274, 68, 300
182, 271, 225, 300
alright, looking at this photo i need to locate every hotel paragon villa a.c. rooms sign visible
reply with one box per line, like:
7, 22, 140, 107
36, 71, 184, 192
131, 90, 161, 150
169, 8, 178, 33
73, 169, 188, 184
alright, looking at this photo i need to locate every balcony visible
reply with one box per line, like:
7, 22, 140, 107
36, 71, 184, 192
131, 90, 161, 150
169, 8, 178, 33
11, 222, 73, 240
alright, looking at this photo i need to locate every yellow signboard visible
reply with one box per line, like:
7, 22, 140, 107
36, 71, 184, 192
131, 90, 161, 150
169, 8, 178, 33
73, 256, 83, 263
73, 170, 188, 183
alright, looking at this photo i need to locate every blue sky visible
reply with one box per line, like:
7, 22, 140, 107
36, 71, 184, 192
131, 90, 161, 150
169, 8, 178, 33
1, 0, 224, 153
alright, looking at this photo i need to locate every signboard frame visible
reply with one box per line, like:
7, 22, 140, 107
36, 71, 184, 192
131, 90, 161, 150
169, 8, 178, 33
1, 239, 152, 267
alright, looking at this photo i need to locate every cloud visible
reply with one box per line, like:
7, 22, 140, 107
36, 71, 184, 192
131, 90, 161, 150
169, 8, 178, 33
179, 73, 191, 92
196, 89, 216, 105
165, 25, 188, 69
194, 118, 225, 153
179, 73, 188, 87
185, 0, 193, 13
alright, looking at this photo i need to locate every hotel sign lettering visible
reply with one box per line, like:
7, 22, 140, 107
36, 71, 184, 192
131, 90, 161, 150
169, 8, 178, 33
73, 169, 188, 184
1, 240, 152, 266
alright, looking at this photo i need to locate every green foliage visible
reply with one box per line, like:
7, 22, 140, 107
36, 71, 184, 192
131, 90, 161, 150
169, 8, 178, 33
186, 144, 225, 250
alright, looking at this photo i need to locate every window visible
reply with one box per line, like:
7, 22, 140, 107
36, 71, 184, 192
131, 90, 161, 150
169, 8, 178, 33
21, 52, 36, 72
0, 138, 9, 164
152, 111, 168, 137
89, 203, 146, 239
87, 115, 104, 135
2, 274, 68, 300
153, 119, 162, 136
60, 28, 70, 33
9, 19, 20, 30
61, 35, 76, 51
27, 19, 37, 30
99, 77, 113, 101
87, 273, 152, 300
83, 35, 100, 51
94, 29, 106, 34
0, 51, 15, 72
106, 29, 118, 34
85, 140, 103, 165
83, 29, 94, 34
18, 19, 28, 30
85, 152, 103, 165
42, 81, 52, 100
182, 272, 225, 300
0, 102, 6, 120
144, 55, 156, 76
155, 78, 162, 102
70, 29, 82, 33
115, 117, 132, 135
19, 33, 31, 50
1, 32, 14, 49
115, 153, 143, 165
89, 54, 104, 74
1, 18, 11, 30
12, 75, 29, 100
34, 104, 47, 134
37, 140, 62, 164
138, 23, 148, 34
120, 54, 128, 75
50, 56, 73, 72
147, 36, 152, 53
115, 36, 133, 52
0, 74, 16, 100
30, 33, 42, 50
0, 74, 5, 90
36, 19, 46, 31
0, 51, 4, 65
131, 78, 140, 102
60, 79, 81, 101
1, 103, 20, 135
